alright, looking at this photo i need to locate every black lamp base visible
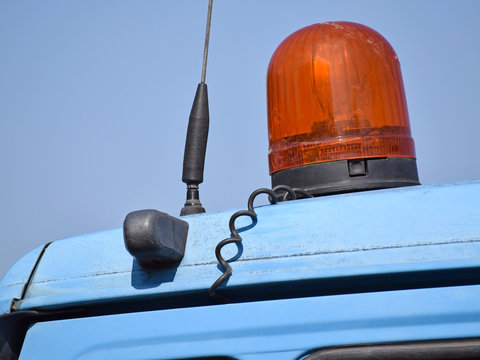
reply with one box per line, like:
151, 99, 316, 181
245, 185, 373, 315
271, 157, 420, 197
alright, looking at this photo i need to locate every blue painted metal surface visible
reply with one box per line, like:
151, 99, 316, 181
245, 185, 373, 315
0, 244, 45, 314
19, 285, 480, 359
3, 180, 479, 311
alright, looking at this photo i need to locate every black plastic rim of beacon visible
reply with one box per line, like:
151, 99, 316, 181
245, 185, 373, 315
271, 157, 420, 197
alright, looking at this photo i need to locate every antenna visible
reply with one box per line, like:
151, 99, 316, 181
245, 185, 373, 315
180, 0, 213, 216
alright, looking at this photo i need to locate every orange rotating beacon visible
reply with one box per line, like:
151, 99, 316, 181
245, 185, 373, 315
268, 22, 419, 195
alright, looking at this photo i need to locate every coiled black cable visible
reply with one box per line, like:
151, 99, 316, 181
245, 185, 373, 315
208, 185, 312, 297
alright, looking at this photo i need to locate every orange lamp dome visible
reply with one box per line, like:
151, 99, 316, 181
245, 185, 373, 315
267, 21, 419, 195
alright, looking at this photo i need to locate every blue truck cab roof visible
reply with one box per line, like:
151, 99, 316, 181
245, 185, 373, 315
1, 181, 479, 315
2, 181, 480, 360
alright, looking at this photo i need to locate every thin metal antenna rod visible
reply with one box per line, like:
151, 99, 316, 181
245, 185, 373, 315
201, 0, 213, 83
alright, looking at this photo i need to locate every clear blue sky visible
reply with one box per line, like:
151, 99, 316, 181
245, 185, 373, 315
1, 0, 479, 278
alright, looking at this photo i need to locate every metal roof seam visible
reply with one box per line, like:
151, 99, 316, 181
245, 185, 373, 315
11, 242, 52, 312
